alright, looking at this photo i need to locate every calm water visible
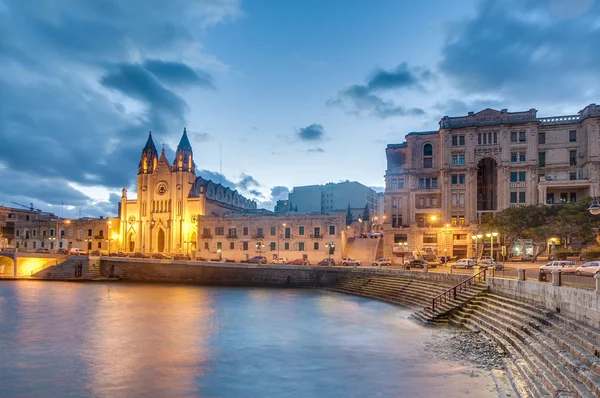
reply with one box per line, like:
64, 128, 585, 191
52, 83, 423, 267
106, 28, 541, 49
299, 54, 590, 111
0, 281, 497, 397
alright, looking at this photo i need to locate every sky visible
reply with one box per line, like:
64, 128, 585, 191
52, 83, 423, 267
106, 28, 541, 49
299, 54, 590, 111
1, 0, 600, 217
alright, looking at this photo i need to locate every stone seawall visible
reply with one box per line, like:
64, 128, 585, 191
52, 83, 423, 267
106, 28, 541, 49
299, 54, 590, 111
99, 259, 471, 288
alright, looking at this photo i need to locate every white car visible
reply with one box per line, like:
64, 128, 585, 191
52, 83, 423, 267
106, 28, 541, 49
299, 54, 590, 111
575, 261, 600, 276
539, 261, 576, 274
69, 248, 83, 255
451, 259, 477, 269
372, 258, 391, 266
272, 257, 288, 264
341, 258, 360, 266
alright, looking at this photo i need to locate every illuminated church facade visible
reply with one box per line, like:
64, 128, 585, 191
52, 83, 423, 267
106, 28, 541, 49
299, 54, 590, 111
118, 129, 257, 254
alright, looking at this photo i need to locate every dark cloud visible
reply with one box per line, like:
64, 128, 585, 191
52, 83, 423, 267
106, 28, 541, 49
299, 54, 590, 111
367, 63, 433, 91
187, 130, 212, 143
439, 0, 600, 103
143, 59, 215, 88
248, 189, 263, 198
270, 186, 289, 198
328, 63, 431, 118
297, 124, 325, 141
197, 170, 237, 190
306, 148, 325, 154
100, 63, 188, 116
237, 173, 260, 191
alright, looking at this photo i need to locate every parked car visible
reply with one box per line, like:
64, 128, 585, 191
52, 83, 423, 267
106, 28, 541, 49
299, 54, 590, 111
575, 261, 600, 276
477, 259, 504, 270
173, 254, 191, 261
131, 252, 149, 259
426, 260, 440, 268
90, 250, 103, 256
359, 233, 369, 238
151, 253, 171, 260
247, 256, 267, 264
69, 248, 83, 255
289, 258, 310, 265
479, 256, 494, 261
539, 261, 577, 274
272, 257, 288, 264
318, 258, 335, 266
452, 259, 477, 269
372, 258, 391, 266
341, 257, 360, 266
57, 248, 69, 255
406, 259, 428, 268
35, 248, 50, 253
110, 251, 127, 257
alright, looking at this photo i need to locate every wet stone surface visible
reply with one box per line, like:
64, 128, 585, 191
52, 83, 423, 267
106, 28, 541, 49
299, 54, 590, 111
422, 328, 507, 373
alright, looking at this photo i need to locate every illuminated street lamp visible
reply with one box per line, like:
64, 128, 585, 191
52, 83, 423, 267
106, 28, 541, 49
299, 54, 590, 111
472, 233, 483, 259
485, 232, 498, 260
256, 242, 264, 255
217, 248, 222, 261
325, 242, 335, 264
588, 199, 600, 215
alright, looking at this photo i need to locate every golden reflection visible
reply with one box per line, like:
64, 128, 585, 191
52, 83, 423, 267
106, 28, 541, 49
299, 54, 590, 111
85, 285, 215, 397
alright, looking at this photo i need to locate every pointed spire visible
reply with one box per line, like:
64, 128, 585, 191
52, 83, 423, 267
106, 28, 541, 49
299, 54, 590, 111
143, 131, 157, 152
177, 127, 192, 151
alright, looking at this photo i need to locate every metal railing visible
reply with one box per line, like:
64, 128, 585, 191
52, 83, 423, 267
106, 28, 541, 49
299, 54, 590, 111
431, 269, 486, 312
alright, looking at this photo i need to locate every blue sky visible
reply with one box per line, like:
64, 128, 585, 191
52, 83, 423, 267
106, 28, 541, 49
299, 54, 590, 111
1, 0, 599, 216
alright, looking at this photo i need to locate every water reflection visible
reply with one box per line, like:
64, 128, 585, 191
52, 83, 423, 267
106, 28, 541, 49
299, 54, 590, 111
0, 282, 497, 397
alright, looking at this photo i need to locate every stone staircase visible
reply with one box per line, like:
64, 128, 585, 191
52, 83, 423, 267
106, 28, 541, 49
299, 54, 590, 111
450, 292, 600, 397
329, 275, 452, 309
33, 257, 100, 280
411, 282, 488, 324
342, 237, 355, 258
346, 237, 380, 264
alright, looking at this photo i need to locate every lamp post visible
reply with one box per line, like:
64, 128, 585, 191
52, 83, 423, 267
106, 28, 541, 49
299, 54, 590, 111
325, 242, 335, 265
398, 241, 408, 267
588, 199, 600, 215
217, 248, 222, 261
278, 223, 286, 260
256, 242, 264, 256
472, 234, 482, 259
485, 232, 498, 260
430, 215, 437, 228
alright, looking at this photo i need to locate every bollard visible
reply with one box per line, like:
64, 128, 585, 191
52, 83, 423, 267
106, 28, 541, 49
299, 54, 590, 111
473, 265, 480, 276
424, 263, 428, 273
552, 270, 562, 286
517, 268, 526, 281
595, 273, 600, 293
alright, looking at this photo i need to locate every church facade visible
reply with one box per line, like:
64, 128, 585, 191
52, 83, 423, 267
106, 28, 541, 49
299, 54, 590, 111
118, 129, 257, 254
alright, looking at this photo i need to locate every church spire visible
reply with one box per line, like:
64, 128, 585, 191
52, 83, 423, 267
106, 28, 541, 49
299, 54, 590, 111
174, 127, 195, 173
139, 131, 158, 174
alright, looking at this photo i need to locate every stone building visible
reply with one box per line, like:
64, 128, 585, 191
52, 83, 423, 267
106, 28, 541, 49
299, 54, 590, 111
0, 206, 56, 250
118, 129, 257, 254
10, 216, 119, 253
196, 213, 346, 263
383, 103, 600, 261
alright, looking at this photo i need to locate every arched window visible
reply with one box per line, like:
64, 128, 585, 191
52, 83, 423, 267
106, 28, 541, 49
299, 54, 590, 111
143, 156, 148, 173
423, 144, 433, 169
178, 154, 183, 170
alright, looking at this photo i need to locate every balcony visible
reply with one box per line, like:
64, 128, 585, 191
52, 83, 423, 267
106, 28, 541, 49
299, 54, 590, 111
280, 234, 293, 239
94, 235, 104, 240
310, 234, 323, 239
201, 233, 213, 239
226, 234, 238, 239
252, 234, 265, 239
510, 203, 526, 208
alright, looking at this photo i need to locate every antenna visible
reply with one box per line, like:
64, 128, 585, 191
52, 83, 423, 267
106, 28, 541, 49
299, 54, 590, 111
220, 143, 223, 185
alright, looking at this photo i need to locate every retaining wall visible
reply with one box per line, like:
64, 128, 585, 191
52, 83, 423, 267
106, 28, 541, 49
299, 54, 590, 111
488, 277, 600, 330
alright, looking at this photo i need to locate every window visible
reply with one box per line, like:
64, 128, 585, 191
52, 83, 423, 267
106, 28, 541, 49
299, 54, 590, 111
459, 154, 465, 165
452, 136, 458, 146
314, 242, 319, 250
298, 242, 305, 251
329, 225, 335, 235
483, 133, 487, 144
205, 242, 209, 249
298, 226, 304, 235
88, 229, 92, 237
546, 193, 554, 204
519, 132, 526, 142
398, 178, 404, 189
570, 172, 577, 180
478, 133, 482, 145
423, 144, 433, 169
538, 133, 545, 144
493, 132, 497, 144
391, 179, 397, 189
432, 178, 437, 188
423, 158, 432, 169
539, 152, 546, 167
423, 144, 432, 156
270, 226, 276, 236
511, 132, 517, 142
60, 230, 64, 238
510, 192, 517, 203
459, 174, 465, 184
570, 150, 577, 166
217, 242, 222, 250
32, 230, 36, 237
453, 234, 467, 240
257, 227, 263, 237
511, 152, 517, 162
284, 242, 289, 250
243, 242, 248, 250
519, 171, 526, 181
243, 227, 248, 236
570, 192, 577, 203
510, 172, 517, 182
451, 174, 457, 184
423, 234, 437, 244
569, 130, 576, 142
98, 242, 102, 249
459, 135, 465, 146
228, 228, 237, 237
50, 229, 54, 237
452, 155, 458, 165
519, 152, 526, 162
270, 242, 276, 251
230, 242, 235, 250
203, 227, 211, 236
215, 227, 224, 235
519, 192, 526, 203
285, 227, 291, 238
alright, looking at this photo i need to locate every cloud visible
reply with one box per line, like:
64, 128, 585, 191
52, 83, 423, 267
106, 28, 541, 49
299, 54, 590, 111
328, 63, 431, 118
187, 130, 212, 142
297, 123, 325, 141
270, 186, 289, 198
143, 59, 215, 88
439, 0, 600, 103
237, 173, 260, 191
197, 169, 237, 190
305, 148, 325, 154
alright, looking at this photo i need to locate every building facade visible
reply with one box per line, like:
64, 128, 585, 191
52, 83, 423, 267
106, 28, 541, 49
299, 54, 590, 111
118, 129, 257, 255
196, 213, 346, 263
383, 103, 600, 260
288, 181, 377, 220
0, 206, 56, 250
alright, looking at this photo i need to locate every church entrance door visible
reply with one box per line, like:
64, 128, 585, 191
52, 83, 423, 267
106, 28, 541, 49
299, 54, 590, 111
157, 229, 165, 253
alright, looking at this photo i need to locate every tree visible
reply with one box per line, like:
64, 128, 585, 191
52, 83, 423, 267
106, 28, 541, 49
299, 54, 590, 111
346, 204, 353, 226
362, 204, 370, 222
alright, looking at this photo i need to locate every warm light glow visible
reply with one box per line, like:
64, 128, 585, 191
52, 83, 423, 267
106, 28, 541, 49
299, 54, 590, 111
65, 220, 71, 224
112, 233, 119, 240
476, 234, 483, 239
430, 215, 437, 221
445, 223, 450, 228
471, 236, 477, 240
485, 233, 491, 238
491, 232, 498, 237
282, 223, 286, 227
217, 249, 221, 253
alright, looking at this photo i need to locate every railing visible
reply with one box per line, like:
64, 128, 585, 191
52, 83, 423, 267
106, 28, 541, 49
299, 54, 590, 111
94, 235, 104, 240
226, 234, 238, 239
280, 234, 293, 239
252, 234, 264, 239
310, 234, 323, 239
431, 269, 486, 312
201, 234, 213, 239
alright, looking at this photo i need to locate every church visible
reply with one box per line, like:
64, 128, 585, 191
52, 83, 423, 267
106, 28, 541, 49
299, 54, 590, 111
118, 129, 257, 254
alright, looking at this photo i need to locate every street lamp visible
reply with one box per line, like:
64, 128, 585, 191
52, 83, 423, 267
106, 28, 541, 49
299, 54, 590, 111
256, 242, 264, 255
472, 234, 483, 259
217, 248, 222, 261
325, 242, 335, 264
485, 232, 498, 260
397, 241, 408, 266
588, 199, 600, 215
278, 223, 286, 260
